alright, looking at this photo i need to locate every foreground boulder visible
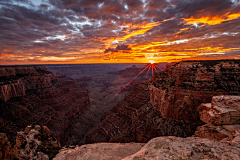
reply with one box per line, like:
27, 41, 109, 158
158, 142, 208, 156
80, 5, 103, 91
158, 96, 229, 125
195, 95, 240, 141
54, 136, 240, 160
198, 96, 240, 126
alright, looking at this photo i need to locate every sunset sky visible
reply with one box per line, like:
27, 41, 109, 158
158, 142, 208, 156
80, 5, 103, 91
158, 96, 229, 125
0, 0, 240, 64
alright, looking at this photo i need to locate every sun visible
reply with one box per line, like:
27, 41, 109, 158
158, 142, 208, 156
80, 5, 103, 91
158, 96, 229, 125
149, 60, 155, 64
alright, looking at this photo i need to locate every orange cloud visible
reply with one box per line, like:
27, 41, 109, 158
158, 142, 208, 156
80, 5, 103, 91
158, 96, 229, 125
116, 22, 161, 42
131, 41, 169, 50
183, 12, 240, 25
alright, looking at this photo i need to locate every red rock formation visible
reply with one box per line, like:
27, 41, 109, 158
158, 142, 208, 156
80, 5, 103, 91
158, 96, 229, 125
194, 95, 240, 141
150, 60, 240, 124
0, 66, 92, 146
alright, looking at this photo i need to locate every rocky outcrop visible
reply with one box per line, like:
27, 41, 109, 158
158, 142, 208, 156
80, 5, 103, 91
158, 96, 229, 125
0, 125, 61, 160
84, 82, 197, 144
124, 136, 240, 160
0, 133, 14, 160
195, 95, 240, 141
15, 125, 61, 160
0, 66, 91, 146
54, 136, 240, 160
150, 60, 240, 124
198, 96, 240, 126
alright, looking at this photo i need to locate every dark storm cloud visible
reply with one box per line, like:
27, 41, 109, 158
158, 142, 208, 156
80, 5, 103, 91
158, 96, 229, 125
166, 0, 234, 18
147, 0, 169, 9
124, 0, 144, 10
48, 0, 105, 9
104, 44, 132, 53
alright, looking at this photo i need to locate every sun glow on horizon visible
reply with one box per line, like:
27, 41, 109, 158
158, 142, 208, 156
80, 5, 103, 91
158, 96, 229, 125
149, 60, 155, 64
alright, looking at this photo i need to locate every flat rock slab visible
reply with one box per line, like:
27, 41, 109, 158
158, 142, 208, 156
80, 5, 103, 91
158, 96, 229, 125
194, 124, 232, 141
222, 124, 240, 132
123, 136, 240, 160
198, 103, 240, 125
53, 143, 145, 160
54, 136, 240, 160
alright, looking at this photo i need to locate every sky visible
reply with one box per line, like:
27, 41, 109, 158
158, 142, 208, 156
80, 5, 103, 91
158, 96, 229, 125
0, 0, 240, 64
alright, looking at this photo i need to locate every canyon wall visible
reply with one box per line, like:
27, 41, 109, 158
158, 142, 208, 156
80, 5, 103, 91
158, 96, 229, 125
0, 66, 95, 146
0, 66, 53, 102
150, 60, 240, 124
84, 82, 197, 144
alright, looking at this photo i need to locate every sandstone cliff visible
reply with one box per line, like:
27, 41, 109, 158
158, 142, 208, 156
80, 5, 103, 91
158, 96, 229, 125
0, 66, 94, 146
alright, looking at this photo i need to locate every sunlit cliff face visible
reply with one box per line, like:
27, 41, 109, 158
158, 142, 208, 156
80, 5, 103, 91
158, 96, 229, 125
0, 0, 240, 64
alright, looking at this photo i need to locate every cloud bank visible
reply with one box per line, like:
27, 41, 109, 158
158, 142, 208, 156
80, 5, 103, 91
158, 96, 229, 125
0, 0, 240, 64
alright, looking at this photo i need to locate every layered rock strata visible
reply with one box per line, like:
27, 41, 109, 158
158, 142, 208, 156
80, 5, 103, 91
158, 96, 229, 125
195, 95, 240, 141
0, 66, 53, 102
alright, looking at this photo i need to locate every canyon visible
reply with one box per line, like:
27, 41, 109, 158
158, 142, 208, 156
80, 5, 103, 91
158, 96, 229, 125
2, 95, 240, 160
1, 60, 240, 159
46, 63, 166, 114
0, 64, 164, 147
84, 60, 240, 144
